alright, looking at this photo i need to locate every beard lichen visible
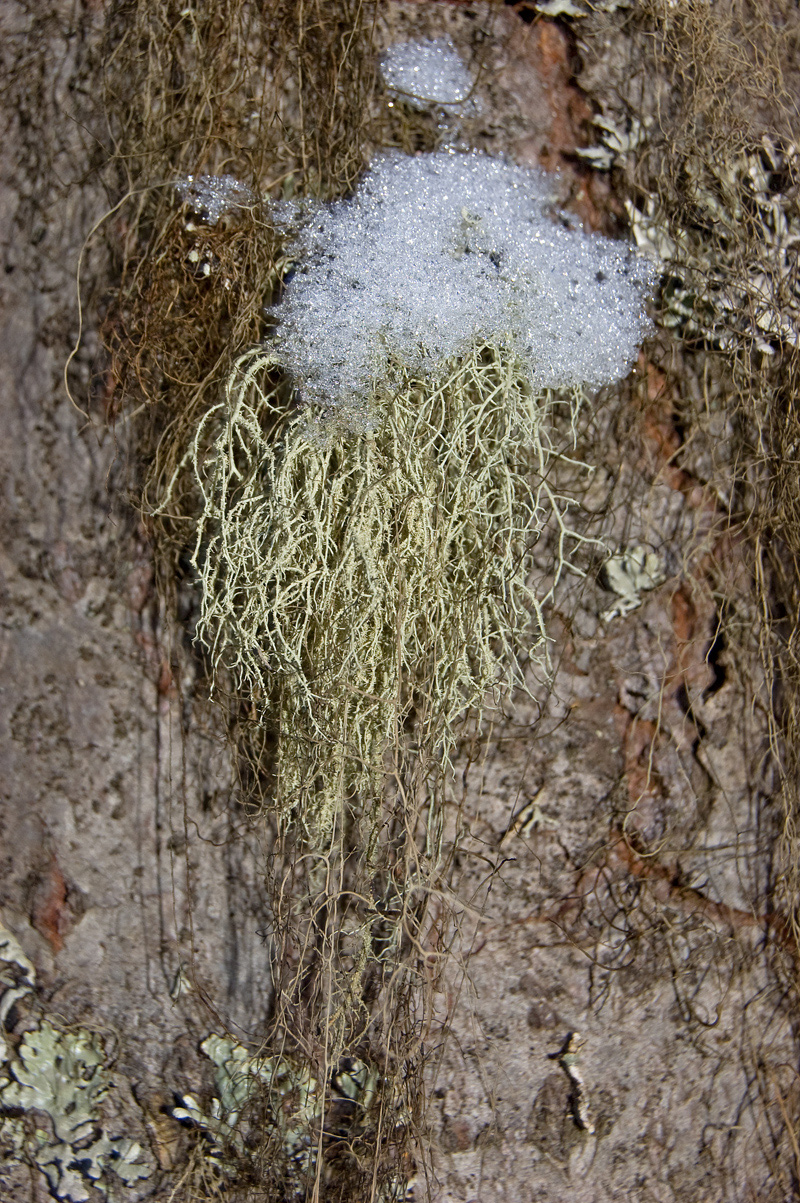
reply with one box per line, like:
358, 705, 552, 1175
187, 342, 586, 840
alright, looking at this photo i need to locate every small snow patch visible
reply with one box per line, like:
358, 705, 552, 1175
379, 37, 474, 110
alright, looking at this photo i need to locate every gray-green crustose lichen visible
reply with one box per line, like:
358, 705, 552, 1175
1, 922, 150, 1202
1, 1021, 151, 1201
173, 1034, 406, 1199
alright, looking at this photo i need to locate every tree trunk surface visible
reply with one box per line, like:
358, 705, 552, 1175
0, 3, 794, 1202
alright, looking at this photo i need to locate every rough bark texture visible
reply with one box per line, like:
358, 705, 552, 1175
0, 5, 273, 1197
0, 3, 795, 1202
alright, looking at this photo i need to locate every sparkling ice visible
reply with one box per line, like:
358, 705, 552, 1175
379, 37, 474, 110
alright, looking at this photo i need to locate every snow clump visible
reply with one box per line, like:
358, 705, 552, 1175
379, 37, 474, 110
270, 150, 656, 420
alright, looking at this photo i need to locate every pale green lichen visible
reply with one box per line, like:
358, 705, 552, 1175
188, 343, 588, 838
0, 919, 36, 1067
0, 1020, 150, 1201
174, 1034, 321, 1176
2, 1022, 110, 1145
583, 108, 800, 353
576, 112, 651, 173
627, 141, 800, 351
173, 1035, 406, 1198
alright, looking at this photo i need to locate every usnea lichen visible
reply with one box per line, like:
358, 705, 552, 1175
190, 343, 589, 835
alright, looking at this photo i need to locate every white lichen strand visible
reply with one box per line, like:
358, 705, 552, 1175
269, 150, 655, 427
379, 37, 474, 110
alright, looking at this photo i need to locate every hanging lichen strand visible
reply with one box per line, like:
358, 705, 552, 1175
191, 344, 583, 838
